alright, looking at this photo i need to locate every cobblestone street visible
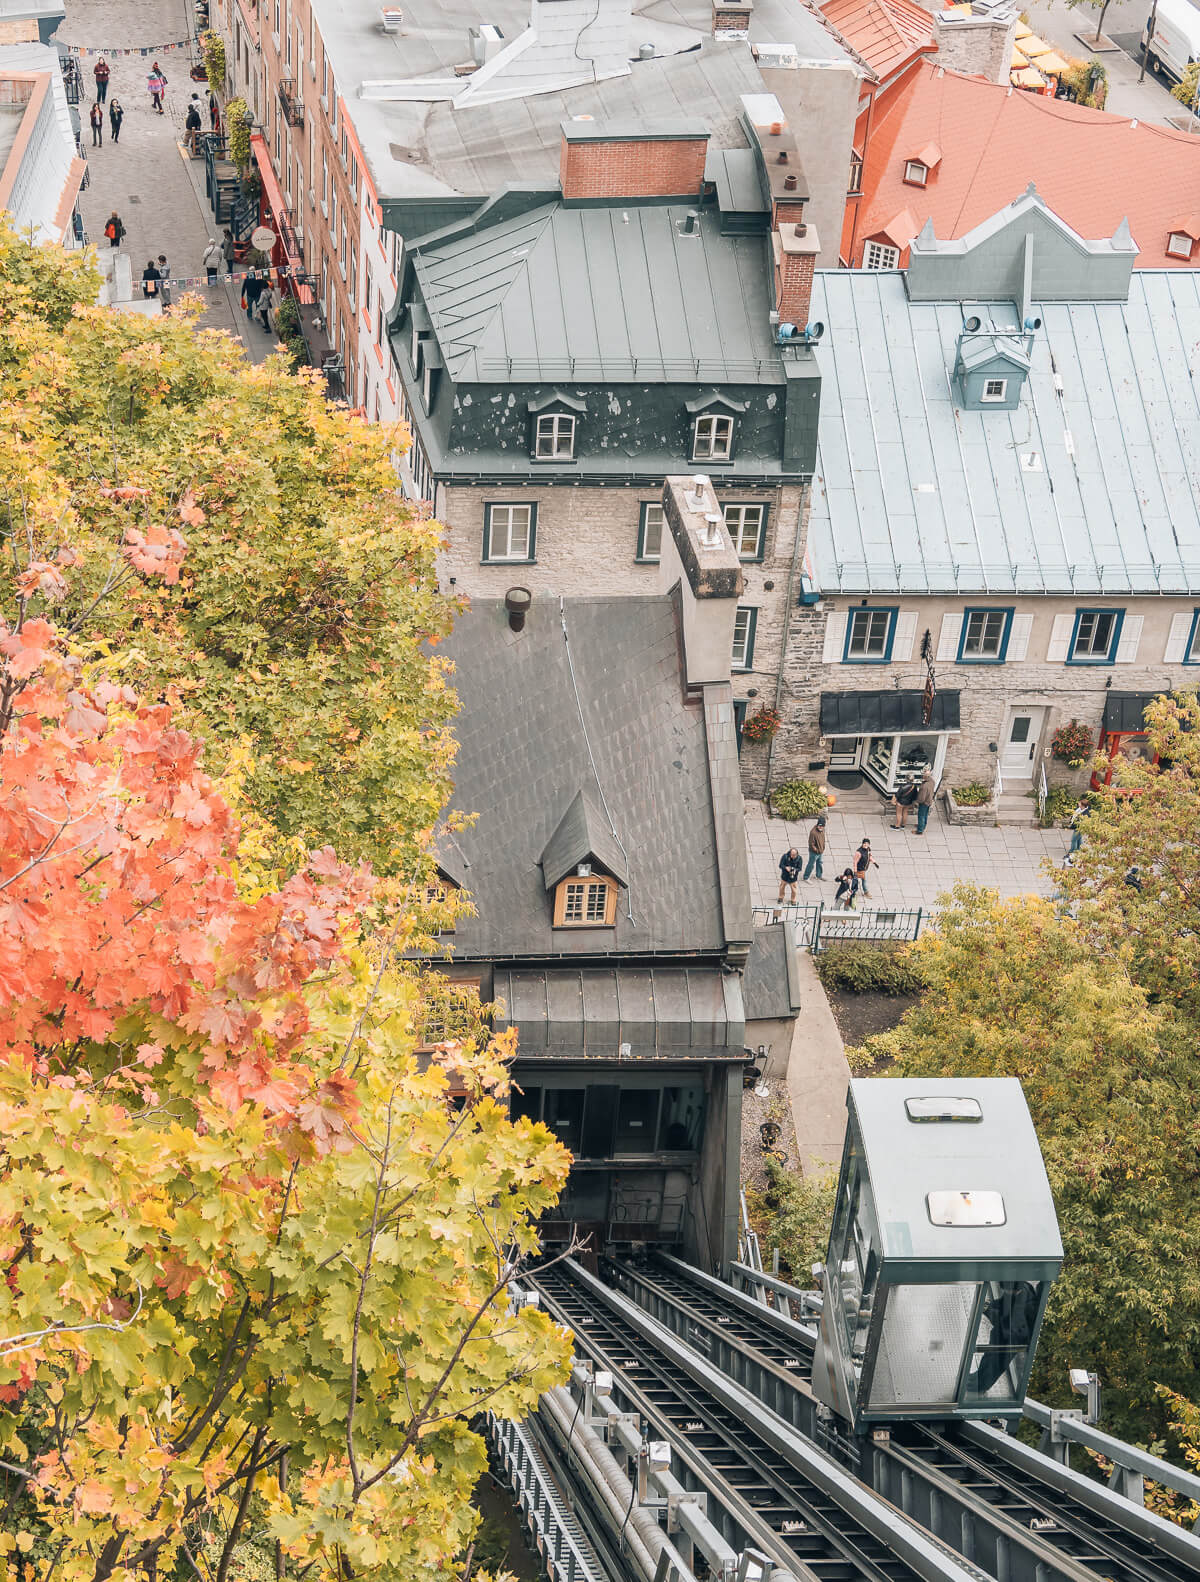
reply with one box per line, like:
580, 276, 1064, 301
745, 797, 1065, 914
58, 0, 274, 363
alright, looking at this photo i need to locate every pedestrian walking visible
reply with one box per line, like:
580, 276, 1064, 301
156, 255, 172, 307
834, 869, 859, 911
103, 211, 125, 248
915, 769, 936, 834
109, 99, 124, 143
803, 816, 827, 882
221, 228, 235, 270
777, 847, 802, 904
184, 98, 203, 155
141, 259, 161, 300
257, 278, 278, 333
148, 68, 166, 115
853, 838, 877, 898
89, 102, 103, 148
1067, 796, 1090, 859
241, 268, 265, 322
93, 57, 110, 104
202, 237, 223, 286
209, 91, 220, 132
891, 777, 919, 828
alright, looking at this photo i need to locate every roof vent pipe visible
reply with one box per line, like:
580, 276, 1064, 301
684, 210, 699, 234
638, 41, 654, 58
504, 586, 532, 632
784, 174, 797, 191
686, 473, 710, 511
700, 512, 723, 547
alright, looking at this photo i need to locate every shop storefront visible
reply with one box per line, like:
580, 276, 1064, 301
820, 690, 961, 794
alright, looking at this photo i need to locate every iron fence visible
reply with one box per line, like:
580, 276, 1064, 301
752, 902, 927, 951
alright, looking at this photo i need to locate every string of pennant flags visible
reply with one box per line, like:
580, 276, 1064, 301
145, 266, 315, 291
65, 40, 194, 59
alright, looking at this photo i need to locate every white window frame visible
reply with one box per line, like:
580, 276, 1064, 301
484, 503, 534, 563
1167, 231, 1193, 259
692, 413, 733, 462
903, 160, 928, 186
534, 412, 575, 460
846, 607, 894, 661
1071, 609, 1120, 661
864, 241, 899, 269
638, 502, 664, 562
981, 378, 1008, 402
724, 504, 766, 560
732, 607, 757, 671
961, 609, 1007, 659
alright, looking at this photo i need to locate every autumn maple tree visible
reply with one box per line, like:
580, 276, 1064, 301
0, 229, 572, 1581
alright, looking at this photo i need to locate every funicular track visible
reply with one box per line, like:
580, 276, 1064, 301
534, 1260, 990, 1582
603, 1255, 1200, 1582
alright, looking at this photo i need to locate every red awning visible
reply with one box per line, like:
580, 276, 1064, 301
250, 134, 300, 262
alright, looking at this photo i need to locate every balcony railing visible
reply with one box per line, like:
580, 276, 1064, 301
278, 79, 304, 129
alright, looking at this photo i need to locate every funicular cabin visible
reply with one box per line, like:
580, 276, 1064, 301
813, 1078, 1063, 1431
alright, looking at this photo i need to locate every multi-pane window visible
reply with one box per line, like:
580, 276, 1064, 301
864, 241, 899, 269
1070, 609, 1119, 662
903, 160, 928, 186
848, 153, 863, 194
1188, 612, 1200, 662
982, 377, 1007, 401
638, 503, 663, 562
484, 503, 535, 562
732, 607, 757, 671
845, 607, 894, 661
724, 504, 766, 560
534, 413, 575, 460
692, 413, 733, 461
960, 608, 1009, 661
554, 876, 616, 927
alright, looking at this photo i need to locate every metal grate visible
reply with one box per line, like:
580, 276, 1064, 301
488, 1414, 609, 1582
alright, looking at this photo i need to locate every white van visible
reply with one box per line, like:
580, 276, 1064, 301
1142, 0, 1200, 82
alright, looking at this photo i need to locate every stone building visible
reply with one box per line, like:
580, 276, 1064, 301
425, 478, 796, 1268
778, 194, 1200, 818
391, 112, 825, 795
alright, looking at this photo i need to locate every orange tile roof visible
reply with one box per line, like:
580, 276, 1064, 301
820, 0, 934, 84
847, 62, 1200, 268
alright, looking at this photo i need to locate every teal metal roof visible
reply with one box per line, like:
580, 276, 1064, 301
807, 269, 1200, 594
411, 201, 783, 384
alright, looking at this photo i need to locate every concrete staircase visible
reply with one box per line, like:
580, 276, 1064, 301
996, 789, 1037, 826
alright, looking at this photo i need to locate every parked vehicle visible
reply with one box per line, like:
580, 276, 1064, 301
1141, 0, 1200, 82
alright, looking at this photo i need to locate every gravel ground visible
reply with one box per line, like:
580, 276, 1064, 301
740, 1075, 799, 1193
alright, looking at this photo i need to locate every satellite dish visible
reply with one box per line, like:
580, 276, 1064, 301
963, 314, 982, 332
250, 226, 277, 251
804, 320, 825, 341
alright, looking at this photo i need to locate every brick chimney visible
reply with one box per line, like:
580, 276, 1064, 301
559, 119, 710, 201
774, 221, 820, 329
712, 0, 753, 35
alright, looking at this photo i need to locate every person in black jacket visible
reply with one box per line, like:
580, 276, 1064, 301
777, 847, 802, 904
242, 268, 264, 322
89, 102, 103, 147
109, 98, 124, 143
141, 260, 161, 300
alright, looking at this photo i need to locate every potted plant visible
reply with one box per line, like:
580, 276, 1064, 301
943, 780, 997, 826
742, 705, 781, 742
1051, 719, 1095, 769
769, 779, 832, 819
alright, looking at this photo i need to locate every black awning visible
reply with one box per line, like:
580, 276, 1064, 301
1102, 693, 1154, 734
820, 690, 961, 736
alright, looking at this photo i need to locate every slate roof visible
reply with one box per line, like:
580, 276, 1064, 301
818, 0, 933, 84
442, 597, 745, 960
411, 201, 782, 383
743, 922, 803, 1021
846, 62, 1200, 268
807, 268, 1200, 594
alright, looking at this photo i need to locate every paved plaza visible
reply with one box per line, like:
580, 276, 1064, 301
745, 797, 1067, 914
59, 0, 276, 364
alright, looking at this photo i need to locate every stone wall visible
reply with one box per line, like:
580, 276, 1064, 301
931, 10, 1018, 85
772, 593, 1200, 788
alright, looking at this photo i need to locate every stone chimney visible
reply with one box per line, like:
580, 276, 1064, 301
658, 475, 743, 688
559, 119, 710, 201
712, 0, 753, 36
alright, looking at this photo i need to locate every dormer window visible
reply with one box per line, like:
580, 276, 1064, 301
553, 871, 618, 927
693, 413, 733, 461
534, 412, 575, 460
981, 378, 1007, 402
1167, 231, 1194, 260
903, 160, 928, 187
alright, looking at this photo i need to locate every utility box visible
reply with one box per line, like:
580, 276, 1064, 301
812, 1078, 1062, 1431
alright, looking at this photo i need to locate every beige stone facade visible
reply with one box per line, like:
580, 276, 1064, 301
775, 594, 1200, 794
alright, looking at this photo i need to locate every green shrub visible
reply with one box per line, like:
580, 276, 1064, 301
1037, 784, 1096, 828
226, 97, 252, 171
274, 294, 301, 338
951, 782, 991, 806
814, 941, 928, 996
750, 1158, 837, 1281
770, 778, 827, 820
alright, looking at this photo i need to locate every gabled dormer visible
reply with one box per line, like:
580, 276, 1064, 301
953, 314, 1033, 411
540, 788, 628, 929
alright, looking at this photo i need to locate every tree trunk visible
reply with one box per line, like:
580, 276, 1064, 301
1094, 0, 1111, 43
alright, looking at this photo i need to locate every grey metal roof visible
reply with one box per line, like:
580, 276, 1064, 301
312, 0, 848, 203
540, 787, 631, 890
743, 921, 802, 1021
412, 200, 781, 382
849, 1078, 1063, 1276
807, 269, 1200, 595
494, 966, 746, 1058
441, 596, 739, 961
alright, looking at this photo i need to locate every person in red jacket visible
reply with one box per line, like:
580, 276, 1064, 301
93, 57, 110, 104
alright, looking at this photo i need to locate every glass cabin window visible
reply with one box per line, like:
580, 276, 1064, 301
963, 1280, 1043, 1404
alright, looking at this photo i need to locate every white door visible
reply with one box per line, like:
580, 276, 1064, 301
1001, 706, 1045, 779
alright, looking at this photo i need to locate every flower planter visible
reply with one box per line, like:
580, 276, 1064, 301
942, 786, 997, 826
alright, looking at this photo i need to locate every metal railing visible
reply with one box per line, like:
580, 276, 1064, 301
1037, 760, 1049, 823
752, 902, 927, 952
488, 1414, 610, 1582
277, 77, 304, 128
993, 757, 1004, 799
